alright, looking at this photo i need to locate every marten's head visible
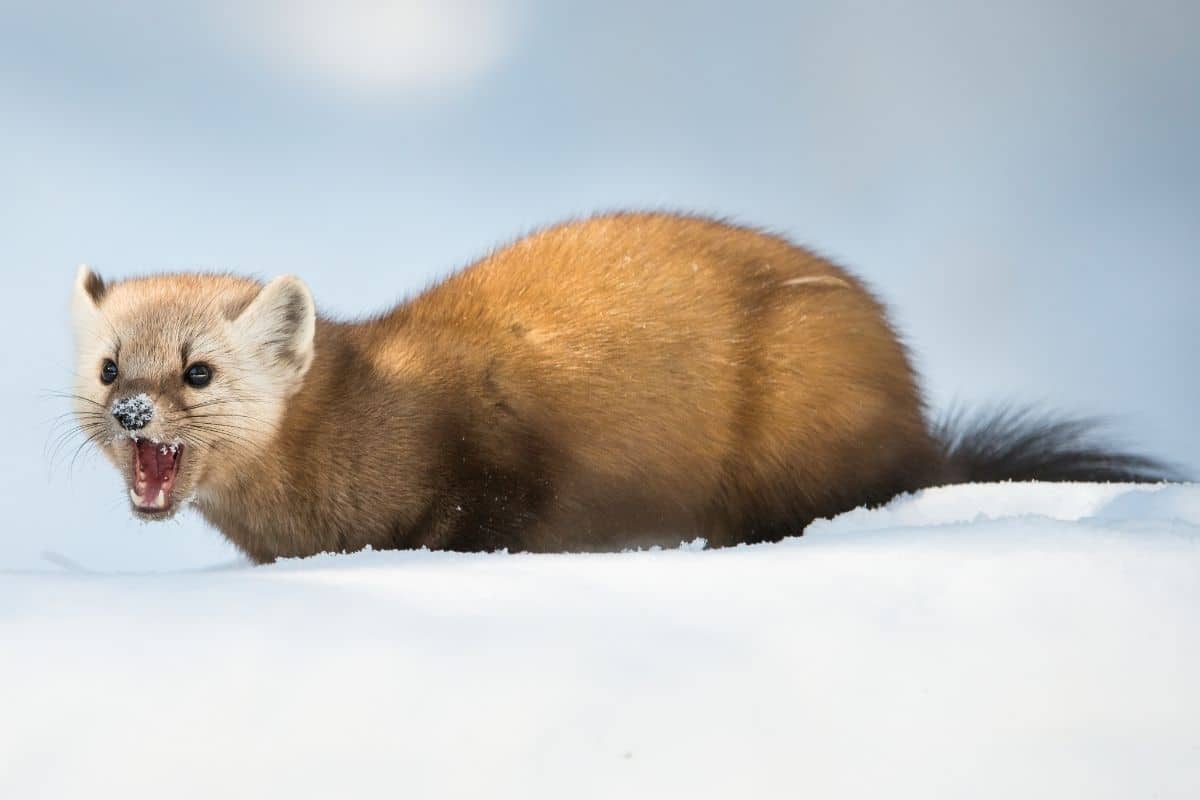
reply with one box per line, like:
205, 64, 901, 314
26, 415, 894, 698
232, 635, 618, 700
70, 267, 315, 520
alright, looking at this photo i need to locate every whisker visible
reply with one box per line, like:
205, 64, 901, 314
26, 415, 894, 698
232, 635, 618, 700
46, 410, 107, 429
48, 409, 107, 423
47, 421, 108, 454
41, 390, 108, 409
46, 412, 107, 436
68, 428, 110, 477
177, 396, 269, 413
185, 424, 258, 447
184, 418, 330, 440
185, 412, 270, 424
47, 422, 111, 467
183, 418, 269, 433
182, 412, 327, 438
188, 422, 256, 441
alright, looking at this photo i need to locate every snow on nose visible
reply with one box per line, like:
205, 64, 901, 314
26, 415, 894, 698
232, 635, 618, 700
112, 393, 154, 431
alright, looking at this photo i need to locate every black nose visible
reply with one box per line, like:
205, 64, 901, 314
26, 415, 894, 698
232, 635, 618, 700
111, 394, 154, 431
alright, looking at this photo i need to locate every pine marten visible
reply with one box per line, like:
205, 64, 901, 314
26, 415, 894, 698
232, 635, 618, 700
68, 212, 1173, 563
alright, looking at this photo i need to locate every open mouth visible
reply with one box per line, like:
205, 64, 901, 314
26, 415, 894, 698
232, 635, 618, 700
129, 438, 184, 514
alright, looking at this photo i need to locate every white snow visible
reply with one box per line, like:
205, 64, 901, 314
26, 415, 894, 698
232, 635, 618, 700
2, 481, 1198, 799
110, 393, 154, 429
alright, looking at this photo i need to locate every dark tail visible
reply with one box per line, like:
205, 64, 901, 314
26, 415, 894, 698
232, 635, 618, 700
934, 406, 1183, 484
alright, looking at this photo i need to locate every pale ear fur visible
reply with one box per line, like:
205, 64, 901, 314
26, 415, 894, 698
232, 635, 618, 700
234, 275, 317, 379
71, 264, 106, 335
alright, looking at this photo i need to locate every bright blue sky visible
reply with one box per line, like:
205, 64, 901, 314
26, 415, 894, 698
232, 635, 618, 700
3, 0, 1196, 569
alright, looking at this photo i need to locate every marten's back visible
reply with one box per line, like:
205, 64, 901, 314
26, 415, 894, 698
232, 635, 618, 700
376, 213, 942, 549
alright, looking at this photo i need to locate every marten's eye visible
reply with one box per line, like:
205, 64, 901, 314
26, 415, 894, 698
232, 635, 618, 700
184, 363, 213, 388
100, 359, 118, 385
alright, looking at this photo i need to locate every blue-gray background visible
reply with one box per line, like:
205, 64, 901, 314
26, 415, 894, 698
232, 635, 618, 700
3, 1, 1196, 570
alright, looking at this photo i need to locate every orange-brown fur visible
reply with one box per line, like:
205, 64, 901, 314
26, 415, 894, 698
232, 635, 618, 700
73, 212, 954, 562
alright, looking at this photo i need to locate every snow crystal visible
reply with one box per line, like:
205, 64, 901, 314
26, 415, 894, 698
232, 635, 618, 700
110, 393, 153, 429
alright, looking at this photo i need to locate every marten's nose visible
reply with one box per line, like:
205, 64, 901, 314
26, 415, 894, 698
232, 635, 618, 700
112, 394, 154, 431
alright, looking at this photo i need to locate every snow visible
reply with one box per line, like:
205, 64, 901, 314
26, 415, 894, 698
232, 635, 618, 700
2, 482, 1198, 799
110, 393, 154, 430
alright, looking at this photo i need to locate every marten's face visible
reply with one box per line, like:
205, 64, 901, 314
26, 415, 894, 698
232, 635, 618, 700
69, 268, 315, 521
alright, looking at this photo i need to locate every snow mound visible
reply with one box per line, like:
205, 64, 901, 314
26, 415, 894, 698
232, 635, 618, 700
2, 482, 1198, 799
808, 480, 1198, 534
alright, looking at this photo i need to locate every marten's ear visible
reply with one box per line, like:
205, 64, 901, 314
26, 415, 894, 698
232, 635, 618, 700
71, 264, 107, 332
234, 275, 316, 379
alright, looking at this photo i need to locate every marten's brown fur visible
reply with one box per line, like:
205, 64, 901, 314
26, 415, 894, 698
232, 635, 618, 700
70, 212, 1172, 563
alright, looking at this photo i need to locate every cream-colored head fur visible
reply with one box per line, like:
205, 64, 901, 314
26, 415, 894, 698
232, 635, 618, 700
70, 266, 317, 519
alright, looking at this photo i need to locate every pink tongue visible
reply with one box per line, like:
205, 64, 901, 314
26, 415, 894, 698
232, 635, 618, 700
136, 440, 178, 495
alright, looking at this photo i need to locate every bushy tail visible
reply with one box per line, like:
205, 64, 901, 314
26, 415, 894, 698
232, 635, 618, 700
934, 406, 1183, 485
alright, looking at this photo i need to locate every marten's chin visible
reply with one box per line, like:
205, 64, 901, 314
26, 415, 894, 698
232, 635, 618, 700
127, 438, 185, 518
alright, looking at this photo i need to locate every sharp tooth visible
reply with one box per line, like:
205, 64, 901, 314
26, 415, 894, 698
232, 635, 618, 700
153, 489, 166, 508
129, 488, 143, 505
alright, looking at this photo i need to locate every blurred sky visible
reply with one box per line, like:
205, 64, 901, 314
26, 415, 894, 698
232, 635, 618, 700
2, 0, 1196, 570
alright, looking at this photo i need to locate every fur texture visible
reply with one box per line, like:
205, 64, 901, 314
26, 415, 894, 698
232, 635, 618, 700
69, 212, 1175, 563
